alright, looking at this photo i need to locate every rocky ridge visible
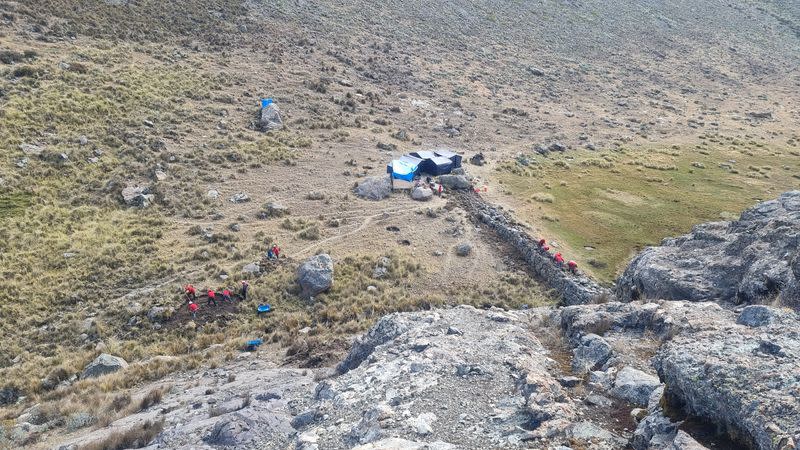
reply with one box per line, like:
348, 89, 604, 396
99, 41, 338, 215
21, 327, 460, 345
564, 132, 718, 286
617, 191, 800, 309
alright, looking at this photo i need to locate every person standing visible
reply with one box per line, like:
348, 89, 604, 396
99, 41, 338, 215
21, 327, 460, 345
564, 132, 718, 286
222, 288, 232, 303
207, 289, 218, 306
241, 280, 250, 300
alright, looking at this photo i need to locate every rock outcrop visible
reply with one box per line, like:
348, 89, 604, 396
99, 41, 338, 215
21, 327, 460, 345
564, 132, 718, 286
617, 191, 800, 309
301, 306, 628, 449
555, 300, 800, 450
457, 191, 609, 305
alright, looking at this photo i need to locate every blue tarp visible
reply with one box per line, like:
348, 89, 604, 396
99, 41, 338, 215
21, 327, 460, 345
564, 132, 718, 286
261, 98, 274, 109
390, 159, 419, 181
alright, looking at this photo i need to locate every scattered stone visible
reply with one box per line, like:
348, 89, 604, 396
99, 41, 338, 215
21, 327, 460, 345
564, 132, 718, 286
207, 189, 220, 199
229, 192, 251, 203
455, 243, 472, 257
469, 153, 486, 166
747, 111, 773, 120
262, 201, 289, 218
559, 376, 582, 388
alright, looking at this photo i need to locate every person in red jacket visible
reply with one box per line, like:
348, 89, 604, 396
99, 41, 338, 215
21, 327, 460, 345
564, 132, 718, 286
185, 284, 197, 301
188, 301, 198, 319
567, 260, 578, 274
207, 289, 218, 306
538, 239, 546, 247
272, 244, 281, 259
222, 288, 232, 303
554, 252, 564, 265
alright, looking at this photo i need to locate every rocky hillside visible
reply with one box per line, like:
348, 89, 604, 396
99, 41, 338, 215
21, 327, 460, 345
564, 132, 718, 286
1, 0, 799, 448
48, 301, 799, 450
617, 191, 800, 308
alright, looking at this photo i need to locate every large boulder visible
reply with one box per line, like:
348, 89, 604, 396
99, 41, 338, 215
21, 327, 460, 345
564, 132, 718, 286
438, 174, 471, 190
121, 185, 154, 208
411, 186, 433, 201
617, 191, 800, 308
297, 254, 334, 298
355, 176, 392, 201
81, 354, 128, 379
259, 103, 283, 132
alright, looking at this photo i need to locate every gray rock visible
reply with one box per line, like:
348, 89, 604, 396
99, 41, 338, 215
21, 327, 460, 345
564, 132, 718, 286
611, 366, 661, 407
242, 262, 261, 274
229, 192, 251, 203
455, 243, 472, 257
121, 185, 154, 208
146, 306, 173, 323
411, 186, 433, 201
0, 386, 19, 406
19, 143, 43, 156
438, 174, 471, 190
617, 191, 800, 309
355, 176, 392, 200
571, 333, 612, 374
81, 354, 128, 379
259, 103, 283, 132
297, 254, 334, 298
559, 376, 582, 388
736, 305, 774, 327
669, 430, 709, 450
204, 413, 255, 446
263, 201, 289, 217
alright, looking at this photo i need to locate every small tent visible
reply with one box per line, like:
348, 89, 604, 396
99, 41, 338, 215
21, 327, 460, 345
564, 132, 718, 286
410, 151, 437, 160
417, 156, 453, 176
433, 150, 462, 168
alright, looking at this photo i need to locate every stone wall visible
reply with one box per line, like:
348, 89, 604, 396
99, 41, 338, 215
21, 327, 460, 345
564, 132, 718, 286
456, 192, 609, 305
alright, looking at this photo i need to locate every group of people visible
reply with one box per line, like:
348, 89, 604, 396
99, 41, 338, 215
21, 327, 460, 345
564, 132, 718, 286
538, 239, 578, 274
184, 280, 250, 319
267, 243, 282, 260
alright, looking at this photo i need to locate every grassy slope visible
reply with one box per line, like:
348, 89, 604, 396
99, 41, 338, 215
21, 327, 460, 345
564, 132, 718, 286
499, 140, 800, 282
